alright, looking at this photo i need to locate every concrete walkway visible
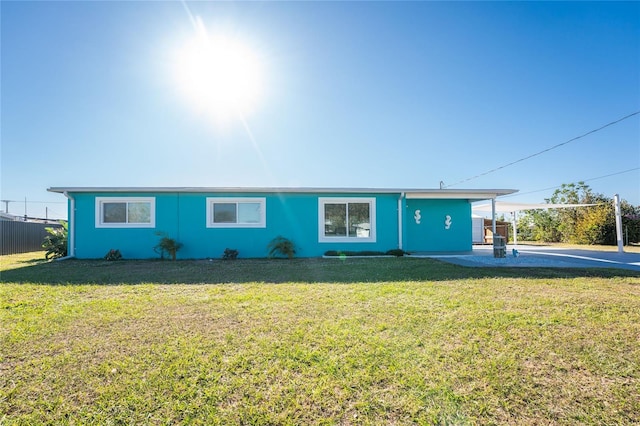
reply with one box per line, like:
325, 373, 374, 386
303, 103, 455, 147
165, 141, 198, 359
412, 245, 640, 271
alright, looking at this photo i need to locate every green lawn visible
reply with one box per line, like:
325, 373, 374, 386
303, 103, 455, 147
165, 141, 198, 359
2, 252, 639, 425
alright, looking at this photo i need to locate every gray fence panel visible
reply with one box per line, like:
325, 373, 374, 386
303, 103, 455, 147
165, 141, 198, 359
0, 221, 63, 255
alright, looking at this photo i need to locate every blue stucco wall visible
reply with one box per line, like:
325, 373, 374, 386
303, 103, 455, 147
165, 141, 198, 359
70, 191, 402, 259
404, 199, 472, 252
72, 192, 174, 259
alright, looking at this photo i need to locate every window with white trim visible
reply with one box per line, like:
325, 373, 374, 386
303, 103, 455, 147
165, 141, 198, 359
95, 197, 155, 228
318, 197, 376, 242
206, 197, 266, 228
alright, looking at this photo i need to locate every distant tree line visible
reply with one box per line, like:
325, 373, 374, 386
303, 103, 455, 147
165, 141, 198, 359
517, 182, 640, 245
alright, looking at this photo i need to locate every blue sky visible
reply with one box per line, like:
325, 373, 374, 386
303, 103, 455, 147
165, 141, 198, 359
2, 1, 639, 220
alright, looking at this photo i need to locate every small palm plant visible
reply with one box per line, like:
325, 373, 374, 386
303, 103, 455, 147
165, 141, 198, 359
154, 232, 183, 260
267, 236, 296, 259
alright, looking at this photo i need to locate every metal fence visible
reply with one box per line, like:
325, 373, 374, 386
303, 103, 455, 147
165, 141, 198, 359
0, 221, 63, 255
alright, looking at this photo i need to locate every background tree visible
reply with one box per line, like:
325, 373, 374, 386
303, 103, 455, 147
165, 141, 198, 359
574, 202, 610, 244
620, 200, 640, 244
517, 182, 639, 245
548, 182, 594, 242
520, 209, 561, 242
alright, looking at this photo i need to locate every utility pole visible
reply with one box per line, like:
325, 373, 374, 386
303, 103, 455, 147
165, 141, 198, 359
0, 200, 9, 213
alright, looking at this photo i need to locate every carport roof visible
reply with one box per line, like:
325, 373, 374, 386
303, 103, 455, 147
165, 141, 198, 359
473, 201, 599, 212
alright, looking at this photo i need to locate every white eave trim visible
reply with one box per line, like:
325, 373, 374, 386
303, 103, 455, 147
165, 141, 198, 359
48, 187, 518, 199
405, 190, 517, 200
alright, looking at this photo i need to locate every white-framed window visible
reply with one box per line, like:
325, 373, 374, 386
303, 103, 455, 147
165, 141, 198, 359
318, 197, 376, 243
206, 197, 266, 228
95, 197, 155, 228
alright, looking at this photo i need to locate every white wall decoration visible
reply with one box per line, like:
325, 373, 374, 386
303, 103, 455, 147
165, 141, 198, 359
444, 215, 452, 230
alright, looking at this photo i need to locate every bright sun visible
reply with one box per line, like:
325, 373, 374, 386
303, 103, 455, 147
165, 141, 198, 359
173, 21, 263, 123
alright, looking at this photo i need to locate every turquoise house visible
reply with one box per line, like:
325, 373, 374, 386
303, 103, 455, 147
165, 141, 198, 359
47, 187, 516, 259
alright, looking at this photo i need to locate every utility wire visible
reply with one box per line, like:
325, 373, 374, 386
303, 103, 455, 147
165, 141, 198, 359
501, 167, 640, 198
444, 111, 640, 188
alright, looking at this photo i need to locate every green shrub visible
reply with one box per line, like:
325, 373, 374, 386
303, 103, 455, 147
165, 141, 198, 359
323, 250, 407, 257
222, 248, 239, 260
267, 236, 296, 259
104, 249, 123, 261
42, 222, 68, 260
324, 250, 386, 257
385, 249, 407, 257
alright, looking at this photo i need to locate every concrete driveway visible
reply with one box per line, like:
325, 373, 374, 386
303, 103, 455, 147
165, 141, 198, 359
420, 245, 640, 271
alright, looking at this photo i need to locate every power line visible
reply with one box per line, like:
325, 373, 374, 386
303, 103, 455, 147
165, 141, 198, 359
444, 111, 640, 188
501, 167, 640, 198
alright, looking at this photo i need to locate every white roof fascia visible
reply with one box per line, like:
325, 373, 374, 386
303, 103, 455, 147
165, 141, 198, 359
405, 190, 516, 200
48, 187, 518, 199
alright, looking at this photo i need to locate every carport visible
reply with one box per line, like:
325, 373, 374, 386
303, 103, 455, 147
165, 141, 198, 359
472, 201, 598, 247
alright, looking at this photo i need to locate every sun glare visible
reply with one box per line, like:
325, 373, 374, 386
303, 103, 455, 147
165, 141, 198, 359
173, 22, 263, 123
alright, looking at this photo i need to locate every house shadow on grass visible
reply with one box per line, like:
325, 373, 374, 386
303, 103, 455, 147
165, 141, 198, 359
1, 257, 639, 285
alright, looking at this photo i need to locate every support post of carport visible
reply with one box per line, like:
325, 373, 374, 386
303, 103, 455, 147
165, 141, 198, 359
512, 211, 518, 247
491, 198, 497, 236
614, 194, 624, 253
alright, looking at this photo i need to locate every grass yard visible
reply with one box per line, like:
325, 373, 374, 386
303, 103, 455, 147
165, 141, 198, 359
1, 252, 639, 425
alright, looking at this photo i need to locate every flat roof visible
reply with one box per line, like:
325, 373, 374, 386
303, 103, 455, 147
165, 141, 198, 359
48, 187, 518, 200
